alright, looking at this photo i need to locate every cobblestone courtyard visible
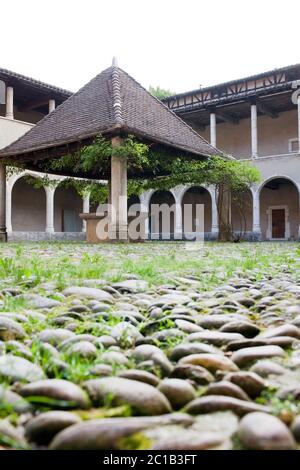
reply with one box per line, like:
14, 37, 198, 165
1, 241, 300, 449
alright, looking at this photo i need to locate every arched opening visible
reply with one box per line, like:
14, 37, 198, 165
149, 190, 175, 239
231, 189, 253, 237
128, 194, 142, 241
128, 194, 140, 222
54, 184, 83, 232
11, 176, 46, 231
260, 177, 299, 240
128, 194, 140, 212
182, 186, 212, 237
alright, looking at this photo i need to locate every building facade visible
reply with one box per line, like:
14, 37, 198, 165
162, 64, 300, 241
1, 64, 300, 241
0, 69, 89, 241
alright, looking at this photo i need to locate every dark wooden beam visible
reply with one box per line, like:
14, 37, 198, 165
216, 110, 239, 125
186, 119, 206, 131
256, 99, 278, 118
19, 97, 50, 112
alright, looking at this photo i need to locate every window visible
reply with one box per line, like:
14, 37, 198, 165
288, 138, 299, 153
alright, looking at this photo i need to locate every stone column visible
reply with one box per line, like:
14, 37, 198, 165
252, 188, 261, 240
297, 185, 300, 241
109, 137, 128, 241
251, 102, 258, 158
174, 200, 182, 240
45, 187, 55, 233
209, 186, 219, 238
6, 183, 12, 234
5, 86, 14, 120
172, 187, 184, 240
210, 112, 217, 148
297, 95, 300, 154
49, 99, 56, 113
0, 165, 7, 241
82, 193, 90, 232
140, 191, 151, 240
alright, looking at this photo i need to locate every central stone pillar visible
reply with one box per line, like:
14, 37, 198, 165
0, 164, 7, 242
109, 136, 128, 241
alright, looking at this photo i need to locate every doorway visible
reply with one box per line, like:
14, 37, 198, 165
271, 207, 286, 239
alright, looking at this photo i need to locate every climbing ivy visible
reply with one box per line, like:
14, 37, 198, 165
5, 134, 261, 240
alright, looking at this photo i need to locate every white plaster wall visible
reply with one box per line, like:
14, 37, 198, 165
251, 154, 300, 187
11, 178, 46, 231
0, 116, 34, 149
199, 109, 298, 158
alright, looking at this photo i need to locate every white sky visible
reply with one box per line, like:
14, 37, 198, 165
2, 0, 300, 94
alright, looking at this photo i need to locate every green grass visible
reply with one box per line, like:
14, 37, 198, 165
0, 242, 298, 295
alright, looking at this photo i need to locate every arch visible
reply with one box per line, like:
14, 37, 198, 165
149, 190, 175, 239
257, 174, 300, 195
54, 182, 83, 232
181, 186, 212, 235
259, 176, 299, 240
231, 188, 253, 235
11, 175, 46, 231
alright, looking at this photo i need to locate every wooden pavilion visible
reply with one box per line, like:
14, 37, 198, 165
0, 59, 218, 242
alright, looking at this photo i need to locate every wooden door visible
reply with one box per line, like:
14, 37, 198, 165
272, 209, 285, 238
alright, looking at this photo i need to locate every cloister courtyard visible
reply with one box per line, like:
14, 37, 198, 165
0, 241, 300, 450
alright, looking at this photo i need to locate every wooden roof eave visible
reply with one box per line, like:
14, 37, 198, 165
0, 124, 219, 171
174, 82, 292, 116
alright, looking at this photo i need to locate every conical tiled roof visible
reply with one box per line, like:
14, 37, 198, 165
0, 64, 218, 159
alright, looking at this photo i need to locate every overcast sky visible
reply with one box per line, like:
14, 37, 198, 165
2, 0, 300, 94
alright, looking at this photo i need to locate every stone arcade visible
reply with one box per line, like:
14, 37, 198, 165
1, 62, 300, 241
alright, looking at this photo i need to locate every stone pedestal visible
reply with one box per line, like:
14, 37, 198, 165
80, 212, 145, 243
79, 213, 108, 243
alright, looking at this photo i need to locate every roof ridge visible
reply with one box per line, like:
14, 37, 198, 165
111, 65, 124, 125
117, 67, 218, 152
